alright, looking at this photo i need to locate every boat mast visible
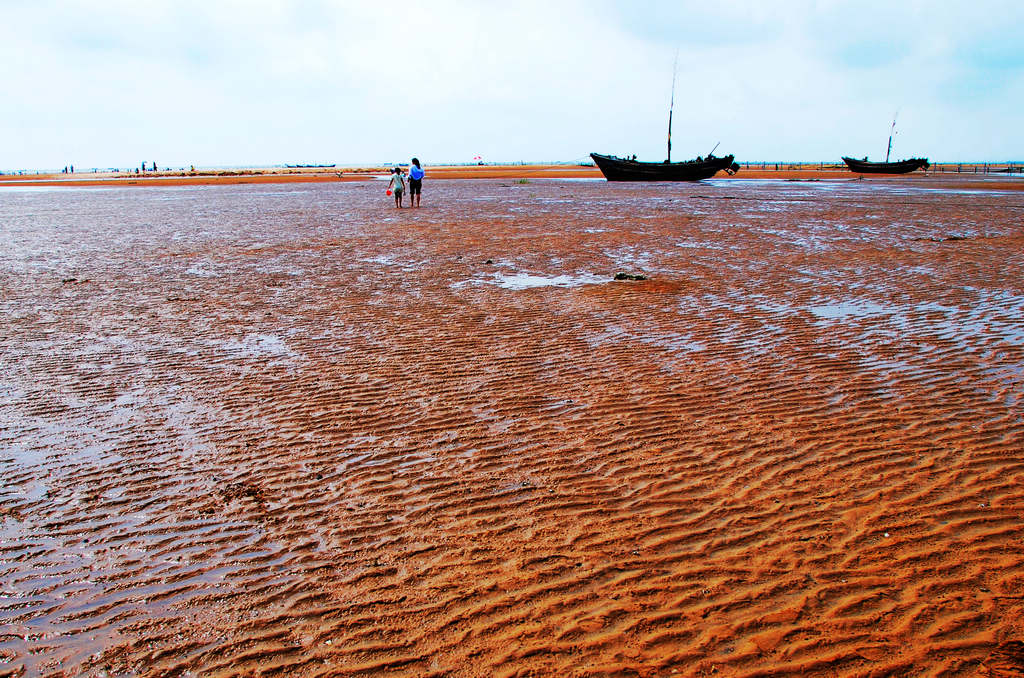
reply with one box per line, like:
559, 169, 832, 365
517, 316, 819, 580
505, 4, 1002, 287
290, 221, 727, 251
885, 113, 897, 163
667, 51, 678, 163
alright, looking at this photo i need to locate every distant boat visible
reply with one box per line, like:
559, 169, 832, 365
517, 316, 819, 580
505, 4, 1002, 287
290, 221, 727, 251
591, 54, 739, 182
841, 156, 930, 174
843, 115, 928, 174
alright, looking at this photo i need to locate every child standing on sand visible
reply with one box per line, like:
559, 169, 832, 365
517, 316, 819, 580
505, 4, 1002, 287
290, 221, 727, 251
387, 167, 405, 208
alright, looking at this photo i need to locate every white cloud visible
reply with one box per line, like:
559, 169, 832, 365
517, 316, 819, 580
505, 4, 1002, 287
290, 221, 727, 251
1, 0, 1022, 169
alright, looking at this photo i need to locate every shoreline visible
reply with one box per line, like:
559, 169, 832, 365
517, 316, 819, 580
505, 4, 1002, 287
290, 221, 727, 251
2, 163, 1023, 190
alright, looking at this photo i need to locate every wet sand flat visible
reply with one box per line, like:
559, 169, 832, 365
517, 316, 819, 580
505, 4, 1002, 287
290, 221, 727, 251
2, 177, 1024, 676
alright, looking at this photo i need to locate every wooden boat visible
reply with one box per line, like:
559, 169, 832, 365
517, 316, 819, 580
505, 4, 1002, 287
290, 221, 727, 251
591, 54, 738, 182
591, 153, 739, 181
843, 115, 928, 174
841, 156, 929, 174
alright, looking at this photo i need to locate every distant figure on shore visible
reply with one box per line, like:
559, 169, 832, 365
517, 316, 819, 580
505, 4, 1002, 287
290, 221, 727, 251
408, 158, 424, 208
70, 165, 74, 174
387, 167, 405, 207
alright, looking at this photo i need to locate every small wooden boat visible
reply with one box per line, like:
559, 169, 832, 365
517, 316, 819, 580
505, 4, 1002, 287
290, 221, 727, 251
591, 153, 739, 181
843, 115, 928, 174
841, 156, 929, 174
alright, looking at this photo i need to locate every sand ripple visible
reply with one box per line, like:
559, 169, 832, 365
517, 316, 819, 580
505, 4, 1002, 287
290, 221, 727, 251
2, 179, 1023, 676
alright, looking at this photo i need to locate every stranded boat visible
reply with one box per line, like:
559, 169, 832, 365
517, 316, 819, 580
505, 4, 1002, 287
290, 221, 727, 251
841, 157, 930, 174
590, 153, 739, 181
591, 55, 738, 182
842, 116, 928, 174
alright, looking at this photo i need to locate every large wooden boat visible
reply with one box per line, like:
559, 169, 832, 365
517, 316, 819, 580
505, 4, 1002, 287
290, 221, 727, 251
591, 54, 738, 182
843, 116, 928, 174
841, 157, 929, 174
590, 153, 739, 181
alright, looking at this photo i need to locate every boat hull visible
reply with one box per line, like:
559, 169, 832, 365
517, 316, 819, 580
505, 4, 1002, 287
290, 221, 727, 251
590, 153, 739, 181
841, 157, 929, 174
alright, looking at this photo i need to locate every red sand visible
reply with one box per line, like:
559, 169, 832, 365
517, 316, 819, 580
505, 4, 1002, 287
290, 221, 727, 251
1, 175, 1024, 676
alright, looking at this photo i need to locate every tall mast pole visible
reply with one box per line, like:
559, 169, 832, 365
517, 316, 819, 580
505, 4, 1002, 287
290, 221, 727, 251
886, 113, 897, 163
668, 51, 678, 163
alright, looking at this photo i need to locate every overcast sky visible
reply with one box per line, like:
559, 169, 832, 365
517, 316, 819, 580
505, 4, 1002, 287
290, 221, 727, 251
2, 0, 1022, 170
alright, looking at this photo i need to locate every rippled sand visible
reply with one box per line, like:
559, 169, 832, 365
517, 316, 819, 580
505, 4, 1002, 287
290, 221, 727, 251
2, 177, 1023, 676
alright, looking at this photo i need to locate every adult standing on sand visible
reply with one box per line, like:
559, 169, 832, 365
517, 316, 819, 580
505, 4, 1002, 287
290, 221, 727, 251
408, 158, 424, 207
387, 167, 405, 208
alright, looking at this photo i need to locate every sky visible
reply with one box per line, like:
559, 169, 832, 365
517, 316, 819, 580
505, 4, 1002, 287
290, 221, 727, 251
2, 0, 1023, 170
